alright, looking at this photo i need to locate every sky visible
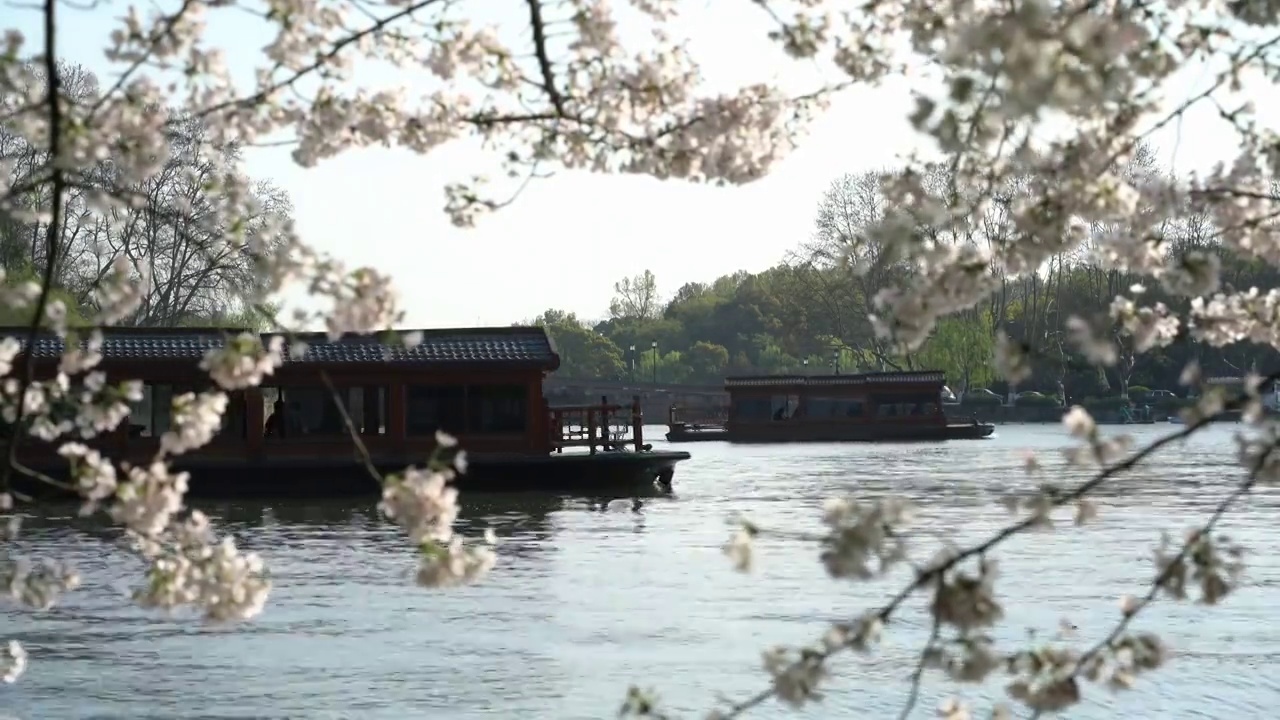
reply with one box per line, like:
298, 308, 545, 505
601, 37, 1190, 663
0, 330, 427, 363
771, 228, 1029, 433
7, 1, 1267, 329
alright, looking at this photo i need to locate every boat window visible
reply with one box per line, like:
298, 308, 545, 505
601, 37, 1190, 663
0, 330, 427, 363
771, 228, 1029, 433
731, 396, 772, 422
467, 384, 527, 434
219, 391, 247, 438
127, 384, 156, 437
770, 394, 799, 421
875, 400, 931, 417
805, 397, 866, 418
407, 385, 466, 436
128, 383, 246, 439
262, 385, 385, 438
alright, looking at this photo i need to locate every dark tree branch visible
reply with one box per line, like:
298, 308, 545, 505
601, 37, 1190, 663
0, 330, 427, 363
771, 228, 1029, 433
4, 0, 65, 495
524, 0, 567, 114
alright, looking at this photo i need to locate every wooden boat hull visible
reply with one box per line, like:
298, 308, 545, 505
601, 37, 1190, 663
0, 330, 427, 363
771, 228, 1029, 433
9, 449, 692, 501
727, 422, 995, 444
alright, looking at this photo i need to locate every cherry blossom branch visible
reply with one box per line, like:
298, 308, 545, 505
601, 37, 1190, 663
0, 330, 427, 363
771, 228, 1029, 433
712, 373, 1279, 719
86, 0, 202, 119
197, 0, 448, 118
1069, 441, 1276, 676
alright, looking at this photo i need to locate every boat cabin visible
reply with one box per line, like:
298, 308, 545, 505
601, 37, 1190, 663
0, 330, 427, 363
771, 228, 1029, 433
2, 325, 643, 468
724, 371, 949, 442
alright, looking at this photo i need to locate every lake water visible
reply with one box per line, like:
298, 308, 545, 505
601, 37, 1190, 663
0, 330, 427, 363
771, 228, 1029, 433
2, 424, 1278, 719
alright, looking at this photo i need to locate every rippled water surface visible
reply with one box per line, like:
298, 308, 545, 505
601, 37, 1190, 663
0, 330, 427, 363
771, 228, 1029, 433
3, 424, 1279, 719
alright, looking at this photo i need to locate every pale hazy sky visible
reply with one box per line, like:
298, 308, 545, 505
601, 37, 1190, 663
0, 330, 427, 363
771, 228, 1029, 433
10, 2, 1266, 328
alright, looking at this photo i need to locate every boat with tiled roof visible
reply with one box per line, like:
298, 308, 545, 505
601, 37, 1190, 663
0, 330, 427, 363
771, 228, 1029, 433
665, 370, 995, 443
3, 325, 690, 500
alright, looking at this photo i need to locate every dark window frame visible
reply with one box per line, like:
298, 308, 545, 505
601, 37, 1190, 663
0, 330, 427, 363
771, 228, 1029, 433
262, 384, 389, 440
730, 395, 773, 422
406, 384, 467, 436
805, 396, 867, 419
466, 384, 529, 434
129, 382, 247, 440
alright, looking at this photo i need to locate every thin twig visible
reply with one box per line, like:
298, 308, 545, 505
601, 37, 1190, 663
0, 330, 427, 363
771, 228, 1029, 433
10, 460, 75, 492
897, 617, 941, 720
316, 369, 384, 487
239, 300, 389, 490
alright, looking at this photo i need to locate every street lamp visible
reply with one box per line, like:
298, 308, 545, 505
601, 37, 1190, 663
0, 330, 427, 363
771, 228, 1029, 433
650, 341, 658, 384
802, 358, 809, 375
629, 344, 636, 383
832, 347, 840, 375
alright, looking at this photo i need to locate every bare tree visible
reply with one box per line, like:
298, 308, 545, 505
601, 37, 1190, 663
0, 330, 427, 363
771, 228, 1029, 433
609, 269, 660, 320
779, 171, 928, 368
1, 64, 291, 325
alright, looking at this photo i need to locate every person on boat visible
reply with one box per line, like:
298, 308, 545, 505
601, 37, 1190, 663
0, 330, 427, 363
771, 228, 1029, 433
971, 414, 980, 426
264, 399, 287, 438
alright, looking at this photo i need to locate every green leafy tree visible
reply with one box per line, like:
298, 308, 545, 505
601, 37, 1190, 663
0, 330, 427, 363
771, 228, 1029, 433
685, 341, 729, 382
532, 309, 626, 380
917, 311, 996, 393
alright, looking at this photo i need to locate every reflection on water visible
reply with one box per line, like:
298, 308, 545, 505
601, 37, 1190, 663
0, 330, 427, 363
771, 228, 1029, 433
2, 424, 1279, 719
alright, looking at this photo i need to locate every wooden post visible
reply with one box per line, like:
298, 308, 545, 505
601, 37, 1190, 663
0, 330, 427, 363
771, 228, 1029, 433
388, 380, 406, 450
530, 376, 547, 453
587, 409, 598, 455
632, 395, 644, 451
110, 411, 129, 459
599, 395, 610, 450
245, 387, 264, 461
363, 386, 381, 435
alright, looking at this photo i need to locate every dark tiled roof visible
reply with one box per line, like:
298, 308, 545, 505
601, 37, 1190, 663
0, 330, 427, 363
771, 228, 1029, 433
0, 326, 560, 369
725, 370, 945, 388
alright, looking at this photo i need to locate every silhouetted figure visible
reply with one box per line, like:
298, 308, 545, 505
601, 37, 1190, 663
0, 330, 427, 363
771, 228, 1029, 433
971, 414, 980, 426
264, 399, 286, 438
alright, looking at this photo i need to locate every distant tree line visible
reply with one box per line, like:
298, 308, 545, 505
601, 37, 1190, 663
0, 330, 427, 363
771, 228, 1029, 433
527, 144, 1280, 401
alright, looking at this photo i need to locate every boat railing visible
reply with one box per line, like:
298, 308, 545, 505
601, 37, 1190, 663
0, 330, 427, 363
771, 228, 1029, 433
549, 395, 647, 454
668, 404, 727, 428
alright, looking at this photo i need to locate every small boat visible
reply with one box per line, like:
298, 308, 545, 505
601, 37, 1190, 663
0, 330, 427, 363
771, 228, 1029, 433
665, 422, 729, 442
666, 370, 994, 444
665, 406, 729, 442
4, 325, 690, 500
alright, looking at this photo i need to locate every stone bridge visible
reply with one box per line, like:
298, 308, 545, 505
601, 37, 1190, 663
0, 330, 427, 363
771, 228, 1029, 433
543, 377, 727, 422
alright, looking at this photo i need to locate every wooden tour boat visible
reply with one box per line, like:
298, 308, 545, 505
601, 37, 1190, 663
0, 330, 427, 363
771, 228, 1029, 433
665, 405, 729, 443
665, 371, 995, 443
3, 326, 690, 500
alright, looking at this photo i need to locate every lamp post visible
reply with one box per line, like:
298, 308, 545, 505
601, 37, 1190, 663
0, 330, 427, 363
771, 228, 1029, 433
802, 358, 809, 375
832, 348, 841, 375
650, 341, 658, 384
629, 344, 636, 383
